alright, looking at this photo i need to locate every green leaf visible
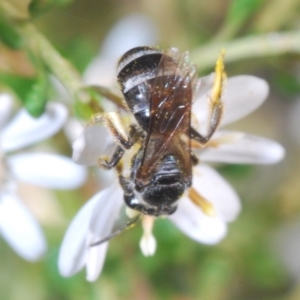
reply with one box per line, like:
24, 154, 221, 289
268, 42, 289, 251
226, 0, 265, 25
0, 73, 35, 99
0, 73, 48, 116
60, 38, 97, 73
0, 18, 23, 49
274, 72, 300, 96
23, 74, 48, 117
29, 0, 74, 17
211, 0, 267, 42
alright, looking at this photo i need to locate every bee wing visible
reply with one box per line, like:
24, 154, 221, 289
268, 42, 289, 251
136, 49, 198, 185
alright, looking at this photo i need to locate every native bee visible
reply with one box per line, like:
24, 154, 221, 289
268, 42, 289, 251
98, 46, 225, 217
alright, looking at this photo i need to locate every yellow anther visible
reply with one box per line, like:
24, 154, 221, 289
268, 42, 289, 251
188, 188, 216, 217
211, 49, 226, 106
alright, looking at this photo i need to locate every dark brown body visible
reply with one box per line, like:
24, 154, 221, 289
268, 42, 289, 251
98, 46, 224, 217
116, 47, 196, 216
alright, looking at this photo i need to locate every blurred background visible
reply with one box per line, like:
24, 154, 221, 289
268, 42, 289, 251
1, 0, 300, 299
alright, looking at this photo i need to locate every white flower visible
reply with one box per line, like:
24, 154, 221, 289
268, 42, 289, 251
83, 13, 157, 88
58, 15, 285, 281
59, 180, 123, 281
0, 94, 87, 261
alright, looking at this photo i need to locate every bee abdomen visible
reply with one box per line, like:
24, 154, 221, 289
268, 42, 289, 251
117, 47, 163, 130
117, 46, 162, 93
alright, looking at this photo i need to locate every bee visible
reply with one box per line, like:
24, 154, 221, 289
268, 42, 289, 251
98, 46, 225, 217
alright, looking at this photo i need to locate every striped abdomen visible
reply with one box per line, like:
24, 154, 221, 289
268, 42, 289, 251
117, 46, 163, 131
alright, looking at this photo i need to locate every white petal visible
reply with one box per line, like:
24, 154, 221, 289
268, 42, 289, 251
64, 117, 85, 144
169, 196, 227, 244
58, 180, 123, 279
86, 181, 123, 281
0, 93, 14, 130
221, 76, 269, 126
85, 237, 109, 282
7, 153, 87, 189
192, 164, 241, 222
96, 168, 117, 189
58, 191, 102, 277
83, 57, 115, 87
199, 131, 285, 164
194, 73, 215, 100
0, 102, 67, 152
193, 76, 269, 129
0, 192, 46, 261
72, 123, 115, 166
83, 14, 157, 86
169, 163, 240, 244
101, 14, 157, 59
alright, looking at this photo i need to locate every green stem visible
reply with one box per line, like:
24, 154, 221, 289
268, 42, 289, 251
191, 30, 300, 70
2, 1, 300, 104
209, 20, 242, 44
19, 22, 83, 99
18, 23, 126, 112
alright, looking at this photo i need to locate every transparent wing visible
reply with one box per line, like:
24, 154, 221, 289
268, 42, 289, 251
136, 49, 198, 185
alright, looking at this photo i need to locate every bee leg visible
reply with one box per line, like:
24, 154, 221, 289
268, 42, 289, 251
98, 112, 142, 149
98, 146, 125, 169
126, 124, 144, 148
189, 123, 221, 145
98, 123, 142, 169
119, 175, 137, 207
189, 92, 223, 145
92, 113, 142, 169
190, 50, 226, 145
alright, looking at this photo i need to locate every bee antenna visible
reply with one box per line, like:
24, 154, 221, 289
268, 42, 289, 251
90, 214, 141, 247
